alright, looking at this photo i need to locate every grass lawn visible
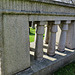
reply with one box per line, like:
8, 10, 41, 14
29, 27, 75, 75
54, 61, 75, 75
29, 27, 35, 42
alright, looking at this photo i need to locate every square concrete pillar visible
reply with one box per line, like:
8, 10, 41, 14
1, 15, 30, 75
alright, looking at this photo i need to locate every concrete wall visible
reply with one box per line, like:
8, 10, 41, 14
1, 0, 75, 14
0, 0, 75, 75
1, 15, 30, 75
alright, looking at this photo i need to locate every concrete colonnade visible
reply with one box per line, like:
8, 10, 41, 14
34, 20, 71, 60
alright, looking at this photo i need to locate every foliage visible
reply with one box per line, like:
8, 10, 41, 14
29, 27, 35, 42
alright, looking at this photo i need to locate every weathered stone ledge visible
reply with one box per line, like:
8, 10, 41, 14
1, 9, 75, 16
16, 43, 75, 75
16, 52, 75, 75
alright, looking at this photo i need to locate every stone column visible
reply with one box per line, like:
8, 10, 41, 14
34, 21, 46, 61
47, 21, 60, 56
44, 23, 50, 44
58, 20, 71, 52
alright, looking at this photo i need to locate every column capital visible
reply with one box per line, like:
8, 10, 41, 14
64, 20, 71, 24
54, 20, 61, 25
36, 24, 44, 34
39, 21, 48, 26
62, 24, 68, 31
51, 25, 58, 33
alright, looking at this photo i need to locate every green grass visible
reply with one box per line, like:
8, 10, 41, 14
29, 27, 35, 42
54, 61, 75, 75
29, 27, 45, 42
29, 27, 75, 75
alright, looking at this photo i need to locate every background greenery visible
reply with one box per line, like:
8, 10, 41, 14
29, 27, 35, 42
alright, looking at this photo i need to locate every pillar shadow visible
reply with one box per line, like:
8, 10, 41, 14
30, 47, 35, 52
43, 45, 48, 49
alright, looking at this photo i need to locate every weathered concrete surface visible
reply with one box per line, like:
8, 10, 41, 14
1, 15, 30, 75
47, 21, 60, 56
16, 42, 75, 75
0, 0, 75, 75
1, 0, 75, 16
66, 21, 75, 49
35, 22, 46, 60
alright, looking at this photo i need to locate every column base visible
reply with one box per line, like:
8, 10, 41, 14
57, 49, 65, 52
47, 53, 56, 57
35, 57, 43, 61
